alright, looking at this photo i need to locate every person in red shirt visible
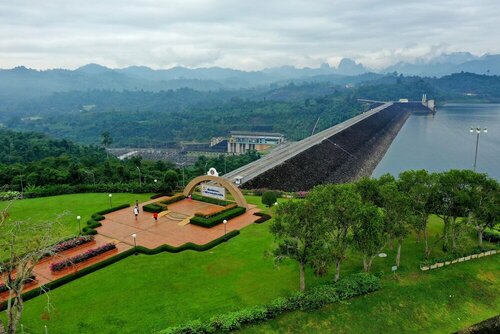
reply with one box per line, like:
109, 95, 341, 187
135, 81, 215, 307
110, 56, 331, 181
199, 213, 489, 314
153, 212, 158, 223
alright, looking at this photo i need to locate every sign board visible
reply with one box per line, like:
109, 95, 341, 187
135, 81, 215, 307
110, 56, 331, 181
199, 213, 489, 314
201, 183, 226, 200
391, 265, 398, 272
207, 168, 219, 177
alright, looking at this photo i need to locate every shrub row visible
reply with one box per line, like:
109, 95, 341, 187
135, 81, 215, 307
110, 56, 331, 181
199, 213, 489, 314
50, 243, 117, 272
159, 273, 380, 334
150, 193, 172, 200
195, 204, 237, 219
191, 193, 229, 206
0, 230, 240, 312
0, 275, 36, 294
190, 207, 246, 228
420, 245, 499, 266
160, 194, 186, 205
96, 203, 130, 215
21, 183, 163, 199
82, 203, 131, 235
143, 203, 166, 213
253, 212, 272, 224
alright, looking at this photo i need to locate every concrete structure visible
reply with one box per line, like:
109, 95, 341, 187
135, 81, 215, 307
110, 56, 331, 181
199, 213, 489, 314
227, 131, 285, 154
223, 102, 432, 191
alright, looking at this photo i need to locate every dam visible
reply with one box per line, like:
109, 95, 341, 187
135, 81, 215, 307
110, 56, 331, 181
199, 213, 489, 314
223, 101, 433, 191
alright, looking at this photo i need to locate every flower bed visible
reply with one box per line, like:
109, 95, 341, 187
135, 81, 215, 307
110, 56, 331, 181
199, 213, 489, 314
420, 247, 499, 271
51, 236, 94, 254
50, 243, 117, 272
191, 193, 229, 206
195, 204, 237, 219
0, 275, 36, 294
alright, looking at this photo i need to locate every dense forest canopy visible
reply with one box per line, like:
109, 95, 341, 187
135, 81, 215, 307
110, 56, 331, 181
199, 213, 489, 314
0, 72, 499, 147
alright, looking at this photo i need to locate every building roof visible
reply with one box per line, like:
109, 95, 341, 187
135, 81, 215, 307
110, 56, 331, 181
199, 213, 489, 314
230, 131, 284, 137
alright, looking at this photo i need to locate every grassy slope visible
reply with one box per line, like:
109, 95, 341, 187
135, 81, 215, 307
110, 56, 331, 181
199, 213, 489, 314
0, 193, 152, 237
1, 195, 499, 333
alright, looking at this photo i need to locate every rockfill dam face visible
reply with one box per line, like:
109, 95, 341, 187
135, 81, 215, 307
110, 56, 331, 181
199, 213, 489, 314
240, 103, 429, 191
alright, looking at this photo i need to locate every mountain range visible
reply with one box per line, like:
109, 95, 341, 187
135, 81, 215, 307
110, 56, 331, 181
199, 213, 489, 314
1, 52, 499, 104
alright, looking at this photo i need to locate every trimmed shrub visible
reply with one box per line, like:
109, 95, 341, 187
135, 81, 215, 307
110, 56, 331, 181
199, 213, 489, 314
50, 243, 116, 272
158, 273, 380, 334
160, 194, 186, 205
143, 203, 165, 213
262, 191, 277, 208
191, 193, 229, 206
96, 203, 130, 215
91, 213, 105, 221
253, 212, 271, 224
190, 207, 246, 228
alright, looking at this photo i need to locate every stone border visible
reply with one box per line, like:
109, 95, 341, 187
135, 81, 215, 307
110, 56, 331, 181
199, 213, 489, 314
420, 249, 498, 271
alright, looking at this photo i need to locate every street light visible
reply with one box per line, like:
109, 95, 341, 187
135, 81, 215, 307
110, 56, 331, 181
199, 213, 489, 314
223, 219, 228, 237
132, 233, 137, 255
108, 193, 113, 207
204, 161, 209, 175
470, 127, 487, 172
136, 166, 142, 186
77, 215, 81, 235
322, 137, 357, 159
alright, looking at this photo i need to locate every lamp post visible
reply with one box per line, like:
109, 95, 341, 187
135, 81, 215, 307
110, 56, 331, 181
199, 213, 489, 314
224, 155, 227, 175
470, 127, 487, 172
223, 219, 227, 238
108, 193, 113, 207
77, 215, 81, 235
204, 161, 209, 175
132, 233, 137, 255
136, 166, 142, 186
322, 137, 357, 159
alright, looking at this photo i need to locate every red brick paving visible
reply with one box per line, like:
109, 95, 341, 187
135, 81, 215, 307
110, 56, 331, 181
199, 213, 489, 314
0, 198, 259, 302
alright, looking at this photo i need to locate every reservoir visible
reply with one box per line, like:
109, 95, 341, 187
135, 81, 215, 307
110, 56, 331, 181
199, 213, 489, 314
373, 103, 500, 180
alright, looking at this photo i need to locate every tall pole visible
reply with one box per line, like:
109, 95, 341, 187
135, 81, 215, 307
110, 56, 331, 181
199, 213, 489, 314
471, 127, 487, 172
20, 174, 24, 199
137, 166, 142, 185
224, 155, 227, 175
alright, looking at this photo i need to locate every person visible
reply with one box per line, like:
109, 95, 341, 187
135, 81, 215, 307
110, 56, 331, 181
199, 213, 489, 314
153, 211, 158, 223
133, 206, 139, 219
135, 199, 139, 207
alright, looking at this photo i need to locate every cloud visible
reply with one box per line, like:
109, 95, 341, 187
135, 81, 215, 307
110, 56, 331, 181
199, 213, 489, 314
0, 0, 499, 70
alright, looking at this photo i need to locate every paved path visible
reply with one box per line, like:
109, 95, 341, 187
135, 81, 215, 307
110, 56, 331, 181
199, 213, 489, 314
1, 198, 259, 302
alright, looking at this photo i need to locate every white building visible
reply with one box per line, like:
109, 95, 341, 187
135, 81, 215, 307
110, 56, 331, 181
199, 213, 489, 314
227, 131, 285, 154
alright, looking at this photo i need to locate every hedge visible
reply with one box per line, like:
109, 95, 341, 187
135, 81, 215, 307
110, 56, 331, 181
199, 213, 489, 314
143, 203, 166, 213
82, 203, 130, 235
0, 230, 240, 312
96, 203, 130, 215
191, 193, 229, 206
253, 212, 271, 224
190, 207, 246, 228
160, 194, 186, 205
195, 204, 237, 219
159, 273, 380, 334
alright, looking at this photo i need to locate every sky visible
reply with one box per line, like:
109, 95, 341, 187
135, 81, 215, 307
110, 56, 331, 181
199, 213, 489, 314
1, 0, 499, 71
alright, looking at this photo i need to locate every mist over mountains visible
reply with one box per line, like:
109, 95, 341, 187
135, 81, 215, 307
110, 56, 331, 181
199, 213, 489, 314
1, 52, 500, 104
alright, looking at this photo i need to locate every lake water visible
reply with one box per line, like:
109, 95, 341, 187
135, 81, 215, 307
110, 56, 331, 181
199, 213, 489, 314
373, 103, 500, 180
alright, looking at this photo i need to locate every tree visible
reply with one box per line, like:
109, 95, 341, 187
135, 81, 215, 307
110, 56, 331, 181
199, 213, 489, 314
100, 131, 113, 159
398, 170, 435, 255
270, 200, 319, 291
352, 204, 387, 272
380, 181, 415, 267
0, 202, 64, 334
308, 184, 363, 281
431, 170, 476, 254
262, 191, 277, 208
163, 170, 179, 194
470, 175, 499, 247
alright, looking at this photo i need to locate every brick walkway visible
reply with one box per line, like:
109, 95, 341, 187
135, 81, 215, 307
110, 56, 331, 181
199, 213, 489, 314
0, 198, 260, 303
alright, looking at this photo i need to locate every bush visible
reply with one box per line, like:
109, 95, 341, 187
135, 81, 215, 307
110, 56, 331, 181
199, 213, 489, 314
143, 203, 165, 213
261, 191, 277, 207
91, 213, 105, 221
160, 194, 186, 205
191, 193, 229, 206
484, 227, 500, 243
190, 207, 246, 228
253, 212, 271, 224
158, 273, 380, 334
50, 243, 116, 272
51, 235, 94, 253
96, 203, 130, 215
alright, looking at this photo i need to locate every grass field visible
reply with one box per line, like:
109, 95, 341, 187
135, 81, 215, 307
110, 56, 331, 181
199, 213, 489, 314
1, 194, 499, 333
0, 193, 153, 238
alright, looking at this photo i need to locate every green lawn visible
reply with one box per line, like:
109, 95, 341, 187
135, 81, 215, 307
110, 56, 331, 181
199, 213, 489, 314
1, 194, 499, 334
0, 193, 153, 238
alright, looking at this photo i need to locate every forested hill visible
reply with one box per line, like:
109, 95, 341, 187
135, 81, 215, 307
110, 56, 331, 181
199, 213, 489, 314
0, 128, 106, 164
